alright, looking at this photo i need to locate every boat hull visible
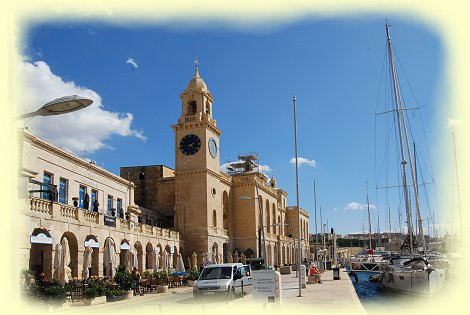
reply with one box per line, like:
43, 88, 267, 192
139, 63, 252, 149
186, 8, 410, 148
382, 268, 445, 296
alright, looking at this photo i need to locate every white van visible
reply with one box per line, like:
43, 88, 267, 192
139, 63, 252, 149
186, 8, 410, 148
193, 263, 252, 298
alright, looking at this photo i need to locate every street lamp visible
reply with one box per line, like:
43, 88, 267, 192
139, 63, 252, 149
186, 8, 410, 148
239, 180, 267, 270
16, 95, 93, 120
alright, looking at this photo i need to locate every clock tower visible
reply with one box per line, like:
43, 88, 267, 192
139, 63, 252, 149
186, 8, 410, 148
172, 63, 226, 258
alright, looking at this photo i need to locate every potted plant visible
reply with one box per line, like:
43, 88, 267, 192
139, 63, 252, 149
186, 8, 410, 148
84, 280, 106, 306
155, 270, 169, 293
113, 266, 134, 299
105, 288, 125, 302
186, 270, 199, 287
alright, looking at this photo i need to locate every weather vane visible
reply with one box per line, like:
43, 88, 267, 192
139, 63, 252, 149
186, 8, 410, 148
194, 56, 199, 68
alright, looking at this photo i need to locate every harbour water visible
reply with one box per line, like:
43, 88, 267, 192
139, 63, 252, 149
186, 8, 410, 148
350, 271, 426, 313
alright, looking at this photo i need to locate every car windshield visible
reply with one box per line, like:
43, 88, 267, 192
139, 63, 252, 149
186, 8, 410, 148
199, 267, 233, 280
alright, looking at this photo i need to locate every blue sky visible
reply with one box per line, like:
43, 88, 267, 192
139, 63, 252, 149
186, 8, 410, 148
20, 16, 454, 236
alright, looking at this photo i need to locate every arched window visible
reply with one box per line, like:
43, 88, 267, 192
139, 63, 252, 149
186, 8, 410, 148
212, 209, 217, 227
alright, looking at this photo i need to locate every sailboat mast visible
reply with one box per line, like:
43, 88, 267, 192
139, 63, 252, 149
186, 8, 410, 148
452, 132, 463, 235
386, 22, 416, 255
366, 180, 373, 251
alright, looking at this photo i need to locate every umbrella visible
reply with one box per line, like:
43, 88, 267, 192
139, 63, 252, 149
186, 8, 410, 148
161, 250, 168, 271
53, 243, 62, 280
132, 247, 138, 271
212, 251, 217, 264
125, 247, 134, 273
155, 251, 160, 270
82, 244, 92, 279
177, 253, 185, 272
104, 239, 116, 278
167, 252, 172, 270
59, 237, 71, 287
192, 252, 198, 270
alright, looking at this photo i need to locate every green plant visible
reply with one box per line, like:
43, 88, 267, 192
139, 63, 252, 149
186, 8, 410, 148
142, 270, 151, 278
187, 270, 200, 281
155, 270, 169, 286
114, 266, 134, 291
43, 279, 66, 303
106, 289, 124, 297
84, 280, 106, 299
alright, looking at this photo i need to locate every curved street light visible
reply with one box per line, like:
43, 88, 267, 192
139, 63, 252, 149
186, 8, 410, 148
16, 95, 93, 120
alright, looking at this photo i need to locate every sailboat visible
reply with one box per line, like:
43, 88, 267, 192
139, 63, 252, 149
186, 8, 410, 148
349, 181, 388, 273
379, 22, 446, 296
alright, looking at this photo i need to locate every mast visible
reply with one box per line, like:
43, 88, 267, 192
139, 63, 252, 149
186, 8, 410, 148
366, 180, 373, 252
386, 22, 426, 255
452, 132, 463, 235
314, 179, 318, 257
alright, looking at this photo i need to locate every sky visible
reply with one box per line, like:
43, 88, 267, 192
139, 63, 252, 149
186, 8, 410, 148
18, 15, 456, 236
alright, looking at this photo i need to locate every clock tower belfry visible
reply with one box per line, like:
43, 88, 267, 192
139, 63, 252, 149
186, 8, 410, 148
172, 62, 226, 259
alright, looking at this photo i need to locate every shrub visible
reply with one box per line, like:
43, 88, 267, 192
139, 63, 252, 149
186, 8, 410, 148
43, 280, 66, 303
106, 289, 124, 297
114, 266, 134, 291
84, 280, 106, 299
154, 270, 169, 285
142, 270, 151, 278
187, 270, 200, 281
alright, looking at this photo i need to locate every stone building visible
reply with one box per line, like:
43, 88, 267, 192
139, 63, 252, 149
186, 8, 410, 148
19, 129, 180, 279
121, 65, 310, 267
19, 64, 310, 279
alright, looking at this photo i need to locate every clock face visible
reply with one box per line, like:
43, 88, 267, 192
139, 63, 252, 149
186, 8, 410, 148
179, 134, 201, 156
208, 137, 218, 158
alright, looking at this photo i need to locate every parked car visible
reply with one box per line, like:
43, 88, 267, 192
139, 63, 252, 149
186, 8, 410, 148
193, 263, 252, 299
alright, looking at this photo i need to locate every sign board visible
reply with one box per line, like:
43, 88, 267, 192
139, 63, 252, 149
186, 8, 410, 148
120, 243, 131, 250
30, 233, 53, 245
84, 239, 100, 248
104, 215, 116, 227
252, 270, 276, 302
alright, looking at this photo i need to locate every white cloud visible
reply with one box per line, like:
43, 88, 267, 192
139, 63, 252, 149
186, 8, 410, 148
447, 117, 461, 128
126, 58, 139, 69
259, 164, 271, 174
289, 157, 316, 167
18, 60, 146, 154
344, 202, 376, 211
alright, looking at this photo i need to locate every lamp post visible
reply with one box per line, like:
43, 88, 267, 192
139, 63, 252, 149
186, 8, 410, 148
16, 95, 93, 120
239, 180, 267, 270
292, 95, 302, 297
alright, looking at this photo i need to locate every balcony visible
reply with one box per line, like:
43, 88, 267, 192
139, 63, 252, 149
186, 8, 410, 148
26, 197, 179, 240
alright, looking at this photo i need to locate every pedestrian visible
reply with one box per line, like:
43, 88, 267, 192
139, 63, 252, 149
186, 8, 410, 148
199, 264, 204, 272
303, 258, 309, 276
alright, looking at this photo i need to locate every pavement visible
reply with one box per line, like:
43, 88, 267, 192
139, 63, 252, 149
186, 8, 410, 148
230, 268, 367, 314
24, 268, 366, 315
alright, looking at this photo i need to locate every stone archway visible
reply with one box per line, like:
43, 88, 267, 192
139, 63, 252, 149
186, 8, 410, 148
146, 242, 153, 270
134, 241, 143, 272
84, 235, 99, 277
61, 232, 79, 278
119, 239, 130, 267
29, 228, 53, 279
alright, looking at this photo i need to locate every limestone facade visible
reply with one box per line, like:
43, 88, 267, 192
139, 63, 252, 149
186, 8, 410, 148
121, 65, 310, 267
19, 129, 180, 279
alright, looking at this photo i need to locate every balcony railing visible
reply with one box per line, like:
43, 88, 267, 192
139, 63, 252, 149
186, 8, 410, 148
27, 197, 179, 240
